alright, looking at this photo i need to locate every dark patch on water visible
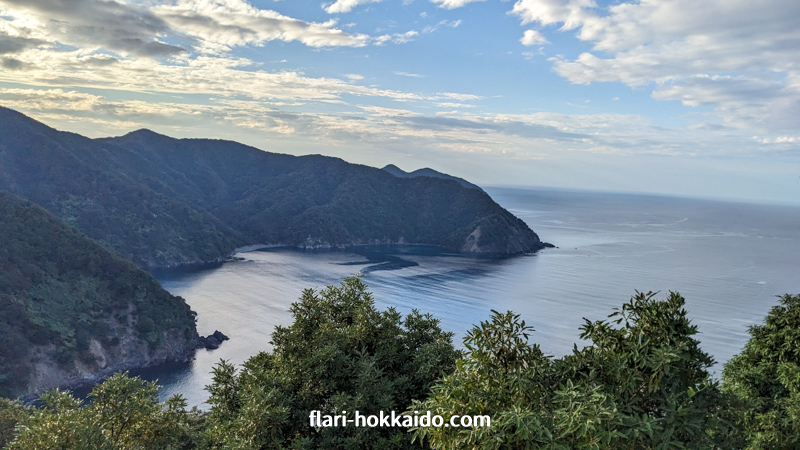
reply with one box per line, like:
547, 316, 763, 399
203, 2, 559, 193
337, 246, 431, 273
150, 261, 224, 278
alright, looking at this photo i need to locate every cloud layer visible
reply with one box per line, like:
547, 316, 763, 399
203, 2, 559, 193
511, 0, 800, 134
0, 0, 371, 57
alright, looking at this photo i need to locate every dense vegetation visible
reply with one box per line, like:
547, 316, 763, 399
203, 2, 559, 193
2, 280, 798, 449
381, 164, 484, 191
203, 277, 459, 449
0, 107, 544, 269
413, 293, 736, 449
1, 373, 203, 450
0, 191, 198, 399
0, 109, 239, 269
722, 293, 800, 448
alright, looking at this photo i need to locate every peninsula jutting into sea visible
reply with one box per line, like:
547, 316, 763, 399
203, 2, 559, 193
0, 106, 549, 399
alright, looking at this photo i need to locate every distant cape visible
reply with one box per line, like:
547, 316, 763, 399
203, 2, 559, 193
0, 106, 548, 268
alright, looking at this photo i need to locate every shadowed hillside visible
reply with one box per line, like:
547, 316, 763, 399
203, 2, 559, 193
0, 107, 547, 269
0, 192, 198, 399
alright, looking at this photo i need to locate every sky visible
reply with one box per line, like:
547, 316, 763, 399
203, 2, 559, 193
0, 0, 798, 204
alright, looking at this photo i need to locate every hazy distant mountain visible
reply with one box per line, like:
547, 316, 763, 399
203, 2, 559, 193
382, 164, 484, 191
0, 191, 198, 398
0, 107, 546, 269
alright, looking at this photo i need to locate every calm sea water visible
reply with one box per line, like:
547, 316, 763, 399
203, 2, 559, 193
140, 187, 800, 408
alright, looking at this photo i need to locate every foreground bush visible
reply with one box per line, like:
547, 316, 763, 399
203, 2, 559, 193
723, 293, 800, 449
3, 283, 800, 449
203, 276, 459, 449
7, 372, 204, 449
412, 291, 739, 449
0, 398, 29, 448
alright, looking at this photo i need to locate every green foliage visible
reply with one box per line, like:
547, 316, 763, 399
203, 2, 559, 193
7, 373, 204, 449
722, 293, 800, 449
0, 192, 197, 398
411, 310, 555, 449
0, 398, 30, 448
412, 291, 736, 449
9, 389, 111, 450
2, 284, 800, 449
0, 107, 542, 269
203, 277, 459, 449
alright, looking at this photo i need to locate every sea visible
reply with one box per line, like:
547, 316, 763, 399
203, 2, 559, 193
137, 187, 800, 408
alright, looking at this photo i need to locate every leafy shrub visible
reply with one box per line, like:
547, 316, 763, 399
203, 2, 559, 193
204, 277, 459, 449
413, 292, 737, 449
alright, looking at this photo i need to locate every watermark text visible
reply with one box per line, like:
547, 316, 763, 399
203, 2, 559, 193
309, 410, 490, 428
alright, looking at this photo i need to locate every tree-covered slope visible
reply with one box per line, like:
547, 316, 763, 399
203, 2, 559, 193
382, 163, 484, 191
0, 108, 241, 269
105, 132, 541, 253
0, 107, 546, 268
0, 191, 198, 399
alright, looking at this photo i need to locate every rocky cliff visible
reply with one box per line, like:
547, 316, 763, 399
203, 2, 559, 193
0, 191, 199, 398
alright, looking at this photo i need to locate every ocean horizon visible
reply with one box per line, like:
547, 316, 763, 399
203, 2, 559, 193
128, 186, 800, 408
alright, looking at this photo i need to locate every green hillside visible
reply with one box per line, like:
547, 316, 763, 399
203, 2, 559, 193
0, 191, 198, 398
0, 107, 546, 269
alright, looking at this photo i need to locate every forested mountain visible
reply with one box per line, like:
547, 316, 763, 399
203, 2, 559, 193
0, 108, 239, 269
0, 107, 546, 269
0, 192, 198, 399
382, 164, 484, 191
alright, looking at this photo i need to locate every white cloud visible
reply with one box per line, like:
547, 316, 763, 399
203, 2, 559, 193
651, 75, 800, 133
760, 136, 799, 144
429, 0, 486, 10
436, 102, 474, 108
436, 92, 482, 101
0, 0, 370, 58
422, 19, 461, 34
391, 30, 419, 43
3, 0, 796, 194
511, 0, 595, 29
520, 29, 548, 46
360, 105, 419, 116
0, 47, 432, 103
324, 0, 384, 14
395, 71, 425, 77
0, 0, 184, 57
510, 0, 800, 135
153, 0, 369, 50
374, 30, 419, 45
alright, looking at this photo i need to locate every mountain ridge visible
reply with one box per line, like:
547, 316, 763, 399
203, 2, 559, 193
0, 106, 548, 269
382, 163, 484, 191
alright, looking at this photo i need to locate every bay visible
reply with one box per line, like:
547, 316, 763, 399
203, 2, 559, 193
141, 187, 800, 408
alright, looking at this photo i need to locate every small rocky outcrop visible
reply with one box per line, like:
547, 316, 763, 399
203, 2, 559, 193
197, 330, 229, 350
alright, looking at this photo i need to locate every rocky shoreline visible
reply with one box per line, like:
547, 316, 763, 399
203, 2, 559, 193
16, 330, 230, 403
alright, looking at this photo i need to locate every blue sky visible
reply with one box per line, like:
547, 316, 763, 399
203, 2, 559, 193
1, 0, 798, 203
